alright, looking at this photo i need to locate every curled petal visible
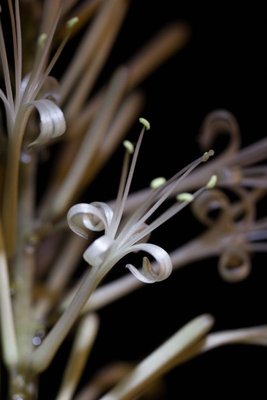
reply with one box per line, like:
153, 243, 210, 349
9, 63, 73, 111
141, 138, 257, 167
83, 235, 115, 267
199, 110, 240, 158
218, 244, 251, 282
191, 189, 231, 227
67, 202, 113, 238
192, 186, 255, 231
27, 99, 66, 148
125, 243, 172, 283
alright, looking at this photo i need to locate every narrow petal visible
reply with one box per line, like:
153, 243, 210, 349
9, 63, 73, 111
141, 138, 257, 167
67, 202, 113, 239
125, 243, 172, 283
27, 98, 66, 148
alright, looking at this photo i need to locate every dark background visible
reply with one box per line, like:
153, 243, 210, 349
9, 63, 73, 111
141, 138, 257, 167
41, 2, 267, 399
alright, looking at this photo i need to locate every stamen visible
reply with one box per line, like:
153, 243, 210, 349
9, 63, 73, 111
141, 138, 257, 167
110, 126, 148, 237
118, 152, 215, 246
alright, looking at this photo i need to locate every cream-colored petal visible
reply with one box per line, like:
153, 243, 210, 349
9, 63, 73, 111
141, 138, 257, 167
125, 243, 172, 283
68, 202, 114, 238
27, 98, 66, 148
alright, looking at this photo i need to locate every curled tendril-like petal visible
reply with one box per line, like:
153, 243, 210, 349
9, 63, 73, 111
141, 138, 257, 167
199, 109, 240, 159
83, 235, 115, 268
191, 189, 231, 227
27, 99, 66, 148
125, 243, 173, 283
20, 75, 62, 104
192, 186, 255, 231
218, 243, 251, 282
67, 202, 114, 239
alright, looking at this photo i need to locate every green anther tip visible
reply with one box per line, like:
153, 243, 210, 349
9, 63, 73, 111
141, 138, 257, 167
67, 16, 79, 29
206, 174, 217, 189
150, 177, 166, 189
176, 192, 194, 202
37, 33, 47, 48
123, 140, 134, 154
203, 149, 215, 162
139, 117, 150, 130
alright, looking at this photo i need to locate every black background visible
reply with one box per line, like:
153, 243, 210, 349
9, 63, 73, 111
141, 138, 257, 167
42, 2, 267, 399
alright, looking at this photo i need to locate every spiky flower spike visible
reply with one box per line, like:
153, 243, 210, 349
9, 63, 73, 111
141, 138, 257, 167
68, 119, 215, 283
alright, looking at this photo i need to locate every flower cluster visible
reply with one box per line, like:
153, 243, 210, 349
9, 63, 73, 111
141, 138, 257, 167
67, 120, 215, 283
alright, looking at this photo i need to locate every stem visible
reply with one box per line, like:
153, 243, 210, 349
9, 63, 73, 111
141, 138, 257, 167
2, 135, 21, 257
0, 221, 18, 367
9, 369, 38, 400
55, 314, 99, 400
6, 153, 38, 400
34, 235, 86, 322
13, 153, 36, 367
31, 264, 106, 373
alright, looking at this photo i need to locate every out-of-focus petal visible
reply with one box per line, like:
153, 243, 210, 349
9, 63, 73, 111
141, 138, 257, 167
191, 189, 231, 227
218, 243, 251, 282
27, 98, 66, 148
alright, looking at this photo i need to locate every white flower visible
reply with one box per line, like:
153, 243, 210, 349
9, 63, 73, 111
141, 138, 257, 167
68, 119, 214, 283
